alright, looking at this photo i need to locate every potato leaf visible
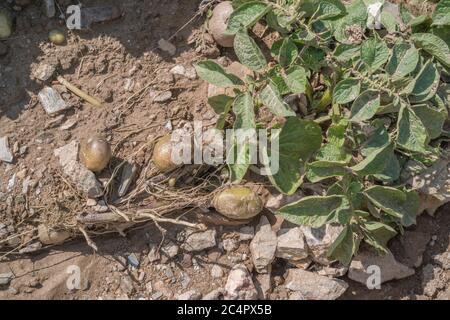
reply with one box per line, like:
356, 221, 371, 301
259, 81, 296, 117
234, 29, 267, 71
277, 195, 350, 227
283, 65, 307, 94
266, 118, 322, 195
432, 0, 450, 27
306, 160, 348, 183
195, 60, 243, 87
350, 90, 380, 122
411, 33, 450, 68
327, 225, 361, 265
396, 104, 430, 154
226, 1, 271, 34
279, 38, 298, 67
227, 93, 256, 182
352, 143, 393, 176
386, 42, 419, 80
361, 38, 390, 72
333, 78, 361, 104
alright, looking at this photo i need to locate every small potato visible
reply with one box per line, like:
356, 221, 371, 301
38, 225, 70, 245
0, 9, 12, 39
213, 186, 263, 220
208, 1, 234, 47
80, 136, 112, 172
48, 29, 65, 45
152, 134, 178, 172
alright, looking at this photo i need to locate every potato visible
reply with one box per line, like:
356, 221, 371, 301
152, 134, 179, 172
213, 186, 263, 220
79, 136, 112, 172
38, 225, 70, 245
0, 9, 12, 39
209, 1, 234, 47
48, 29, 65, 45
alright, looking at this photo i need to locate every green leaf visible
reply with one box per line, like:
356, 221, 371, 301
411, 104, 445, 140
277, 195, 350, 227
333, 78, 361, 104
362, 220, 397, 252
364, 186, 419, 224
317, 120, 351, 163
432, 0, 450, 26
350, 90, 380, 122
380, 9, 397, 33
266, 118, 322, 195
226, 1, 271, 34
306, 161, 347, 183
409, 61, 440, 103
208, 94, 234, 114
234, 29, 267, 71
352, 143, 393, 176
332, 0, 367, 44
195, 60, 244, 87
397, 104, 429, 154
327, 225, 360, 266
317, 0, 347, 20
411, 33, 450, 68
279, 38, 298, 67
227, 93, 256, 182
361, 38, 390, 72
259, 81, 296, 117
374, 152, 400, 182
361, 125, 389, 157
334, 44, 361, 63
283, 65, 307, 94
386, 42, 419, 80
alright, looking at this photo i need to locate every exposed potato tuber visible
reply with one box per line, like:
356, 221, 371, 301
48, 29, 65, 45
208, 1, 234, 47
213, 186, 263, 220
152, 134, 179, 172
79, 136, 112, 172
38, 225, 70, 245
0, 9, 12, 39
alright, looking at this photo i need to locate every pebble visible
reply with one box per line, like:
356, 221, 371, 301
42, 0, 56, 17
0, 273, 13, 286
170, 65, 186, 76
348, 249, 415, 285
127, 253, 140, 268
238, 226, 254, 241
182, 229, 217, 252
54, 141, 103, 198
118, 162, 137, 197
222, 238, 238, 253
39, 87, 71, 115
60, 118, 77, 131
202, 288, 223, 300
33, 63, 55, 82
177, 289, 202, 300
148, 244, 161, 262
250, 216, 277, 273
120, 275, 134, 295
0, 10, 12, 39
284, 269, 348, 300
276, 227, 308, 261
161, 241, 179, 259
158, 39, 176, 56
152, 90, 172, 103
0, 136, 14, 163
300, 224, 344, 265
224, 264, 258, 300
210, 264, 224, 278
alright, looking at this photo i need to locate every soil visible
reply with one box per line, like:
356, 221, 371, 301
0, 0, 448, 300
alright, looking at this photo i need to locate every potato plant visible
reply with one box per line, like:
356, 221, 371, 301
195, 0, 450, 265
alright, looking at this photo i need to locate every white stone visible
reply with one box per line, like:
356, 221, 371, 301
158, 39, 176, 56
250, 216, 277, 273
0, 136, 13, 163
276, 227, 308, 261
301, 224, 344, 265
39, 87, 70, 115
182, 229, 217, 252
224, 264, 258, 300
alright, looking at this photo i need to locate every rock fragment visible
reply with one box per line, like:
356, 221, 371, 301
33, 63, 56, 82
118, 162, 137, 197
0, 136, 13, 163
250, 216, 277, 273
177, 290, 202, 300
276, 227, 308, 261
39, 86, 71, 115
284, 269, 348, 300
158, 39, 176, 56
348, 249, 415, 285
301, 224, 344, 265
224, 264, 258, 300
182, 229, 217, 252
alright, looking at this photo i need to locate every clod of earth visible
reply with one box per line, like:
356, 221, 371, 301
213, 186, 263, 220
209, 1, 235, 48
37, 225, 71, 245
79, 136, 112, 173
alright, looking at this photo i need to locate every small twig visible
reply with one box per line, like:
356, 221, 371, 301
57, 75, 103, 107
79, 226, 98, 252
